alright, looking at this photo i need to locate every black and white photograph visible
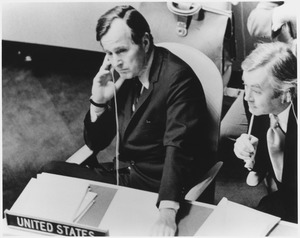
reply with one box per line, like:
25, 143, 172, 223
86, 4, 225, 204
1, 1, 298, 236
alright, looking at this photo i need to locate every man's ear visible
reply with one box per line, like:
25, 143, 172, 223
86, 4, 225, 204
281, 91, 292, 103
142, 33, 150, 52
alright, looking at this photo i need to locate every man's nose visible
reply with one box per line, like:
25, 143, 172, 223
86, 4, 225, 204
244, 89, 252, 102
112, 56, 122, 68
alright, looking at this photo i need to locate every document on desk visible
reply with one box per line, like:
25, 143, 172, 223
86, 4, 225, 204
195, 197, 281, 236
98, 187, 159, 236
10, 173, 97, 223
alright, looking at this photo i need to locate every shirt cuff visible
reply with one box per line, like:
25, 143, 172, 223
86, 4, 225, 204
159, 200, 180, 213
90, 105, 106, 122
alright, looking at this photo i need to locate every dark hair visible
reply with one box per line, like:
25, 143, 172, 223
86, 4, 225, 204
242, 42, 297, 99
96, 5, 153, 46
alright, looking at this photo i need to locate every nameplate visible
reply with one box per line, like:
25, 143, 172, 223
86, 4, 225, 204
5, 210, 108, 236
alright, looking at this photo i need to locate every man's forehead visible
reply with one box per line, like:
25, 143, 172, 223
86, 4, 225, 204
242, 68, 271, 88
101, 18, 132, 50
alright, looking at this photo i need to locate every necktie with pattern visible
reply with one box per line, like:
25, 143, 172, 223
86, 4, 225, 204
267, 114, 285, 182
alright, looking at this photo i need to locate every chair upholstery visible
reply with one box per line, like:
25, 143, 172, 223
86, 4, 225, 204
66, 144, 93, 164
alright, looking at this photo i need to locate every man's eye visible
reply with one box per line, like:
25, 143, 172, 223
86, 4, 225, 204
116, 49, 127, 54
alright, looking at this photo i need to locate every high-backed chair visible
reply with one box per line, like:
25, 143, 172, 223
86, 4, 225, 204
157, 43, 223, 201
67, 42, 223, 201
158, 42, 223, 159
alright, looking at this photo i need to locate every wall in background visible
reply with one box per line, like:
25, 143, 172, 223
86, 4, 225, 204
2, 2, 140, 52
232, 1, 258, 71
2, 2, 259, 70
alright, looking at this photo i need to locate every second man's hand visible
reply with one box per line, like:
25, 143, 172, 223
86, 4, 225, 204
234, 133, 258, 170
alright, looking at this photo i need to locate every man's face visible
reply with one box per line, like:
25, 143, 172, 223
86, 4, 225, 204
243, 67, 284, 116
100, 18, 148, 79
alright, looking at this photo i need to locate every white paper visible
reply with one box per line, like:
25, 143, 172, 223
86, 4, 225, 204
195, 197, 281, 236
11, 173, 91, 223
99, 187, 159, 236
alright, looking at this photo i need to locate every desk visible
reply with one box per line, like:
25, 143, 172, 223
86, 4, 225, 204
2, 175, 299, 236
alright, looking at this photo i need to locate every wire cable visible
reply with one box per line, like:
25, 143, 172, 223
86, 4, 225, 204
111, 71, 120, 186
291, 100, 298, 123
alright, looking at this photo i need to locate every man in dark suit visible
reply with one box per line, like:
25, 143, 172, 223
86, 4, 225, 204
44, 5, 212, 235
234, 42, 297, 223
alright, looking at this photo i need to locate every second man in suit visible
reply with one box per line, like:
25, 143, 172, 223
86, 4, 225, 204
234, 42, 297, 223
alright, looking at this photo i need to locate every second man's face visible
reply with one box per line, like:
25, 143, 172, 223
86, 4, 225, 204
242, 67, 284, 116
101, 18, 149, 80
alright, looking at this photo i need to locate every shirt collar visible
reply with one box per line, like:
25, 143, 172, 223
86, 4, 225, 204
271, 104, 291, 133
138, 49, 154, 90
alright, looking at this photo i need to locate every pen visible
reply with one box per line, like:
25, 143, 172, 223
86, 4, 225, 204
248, 114, 254, 136
246, 114, 254, 171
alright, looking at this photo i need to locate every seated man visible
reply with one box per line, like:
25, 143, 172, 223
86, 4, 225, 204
42, 5, 213, 235
234, 42, 297, 223
220, 0, 298, 146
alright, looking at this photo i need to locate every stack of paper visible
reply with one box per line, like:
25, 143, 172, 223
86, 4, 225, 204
10, 173, 97, 223
195, 197, 281, 236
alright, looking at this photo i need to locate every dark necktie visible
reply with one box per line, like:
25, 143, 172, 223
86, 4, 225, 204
132, 77, 143, 113
267, 114, 285, 182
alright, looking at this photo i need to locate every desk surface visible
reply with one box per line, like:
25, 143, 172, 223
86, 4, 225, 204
3, 175, 299, 236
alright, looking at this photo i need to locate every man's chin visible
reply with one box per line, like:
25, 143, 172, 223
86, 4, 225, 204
118, 71, 133, 79
249, 109, 264, 116
248, 107, 260, 116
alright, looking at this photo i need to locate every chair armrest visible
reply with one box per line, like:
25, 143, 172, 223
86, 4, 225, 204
66, 145, 93, 164
185, 161, 223, 201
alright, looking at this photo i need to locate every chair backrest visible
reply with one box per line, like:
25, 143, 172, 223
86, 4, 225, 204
158, 42, 223, 158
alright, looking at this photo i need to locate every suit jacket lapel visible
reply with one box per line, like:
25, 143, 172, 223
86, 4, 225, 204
134, 47, 163, 112
122, 47, 164, 139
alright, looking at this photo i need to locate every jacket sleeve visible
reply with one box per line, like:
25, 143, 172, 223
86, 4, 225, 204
83, 107, 116, 153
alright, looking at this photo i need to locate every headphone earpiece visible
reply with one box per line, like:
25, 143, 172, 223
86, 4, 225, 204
286, 92, 292, 103
281, 91, 292, 103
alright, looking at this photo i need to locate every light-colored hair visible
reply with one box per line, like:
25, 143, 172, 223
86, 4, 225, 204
242, 42, 297, 99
